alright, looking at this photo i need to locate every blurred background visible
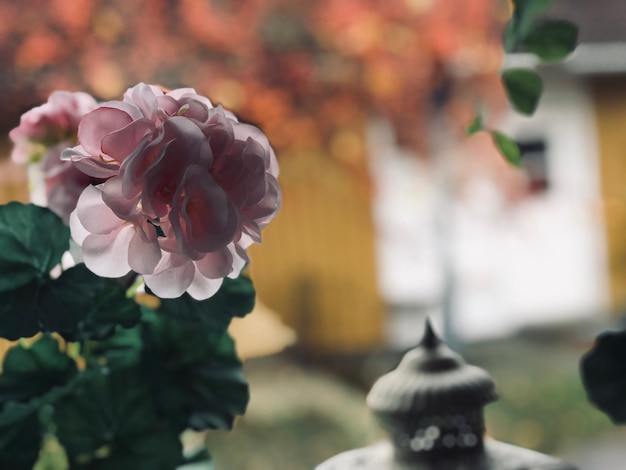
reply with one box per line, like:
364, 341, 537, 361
2, 0, 626, 469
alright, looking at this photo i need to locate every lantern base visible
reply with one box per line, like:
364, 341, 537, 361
316, 438, 577, 470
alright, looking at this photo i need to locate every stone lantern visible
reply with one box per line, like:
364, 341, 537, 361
316, 320, 577, 470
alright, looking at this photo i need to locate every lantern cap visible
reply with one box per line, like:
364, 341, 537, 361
367, 319, 498, 416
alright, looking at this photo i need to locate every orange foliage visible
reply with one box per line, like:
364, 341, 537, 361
1, 0, 507, 160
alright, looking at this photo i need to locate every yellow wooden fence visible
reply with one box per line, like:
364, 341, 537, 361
249, 149, 383, 355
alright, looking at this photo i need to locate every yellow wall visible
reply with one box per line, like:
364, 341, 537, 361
593, 78, 626, 312
249, 149, 383, 355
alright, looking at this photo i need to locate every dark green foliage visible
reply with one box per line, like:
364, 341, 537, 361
54, 368, 184, 470
482, 0, 579, 165
465, 113, 484, 136
501, 68, 543, 116
0, 411, 42, 470
0, 336, 79, 470
0, 265, 140, 341
522, 20, 578, 61
141, 314, 249, 431
490, 131, 521, 167
0, 203, 69, 293
581, 328, 626, 423
150, 274, 255, 324
0, 202, 253, 468
0, 335, 77, 405
52, 265, 141, 341
0, 204, 140, 341
504, 0, 553, 52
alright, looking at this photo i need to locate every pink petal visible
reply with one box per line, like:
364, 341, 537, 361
166, 87, 202, 100
156, 95, 180, 116
101, 119, 155, 163
82, 224, 134, 278
78, 107, 133, 156
119, 131, 167, 200
143, 254, 194, 298
69, 208, 90, 245
227, 243, 249, 279
194, 248, 233, 279
61, 145, 120, 178
76, 185, 125, 235
123, 83, 160, 120
101, 177, 140, 219
234, 123, 279, 175
128, 231, 162, 274
172, 165, 239, 254
186, 272, 223, 300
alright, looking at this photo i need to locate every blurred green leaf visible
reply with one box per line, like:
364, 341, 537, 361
0, 265, 140, 340
52, 265, 141, 341
0, 203, 69, 293
141, 314, 249, 432
466, 114, 484, 136
522, 20, 578, 61
491, 131, 521, 167
504, 0, 553, 52
0, 336, 78, 470
0, 412, 42, 470
581, 328, 626, 423
54, 368, 183, 470
0, 335, 77, 406
143, 274, 255, 348
502, 68, 543, 116
91, 324, 142, 370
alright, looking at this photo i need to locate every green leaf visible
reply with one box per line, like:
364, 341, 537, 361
142, 274, 256, 350
52, 265, 141, 341
466, 114, 484, 136
152, 274, 255, 321
0, 264, 140, 341
0, 203, 69, 292
491, 131, 521, 167
91, 325, 142, 370
522, 20, 578, 61
209, 275, 256, 318
504, 0, 553, 52
0, 335, 77, 407
54, 368, 183, 470
0, 412, 42, 470
581, 328, 626, 423
0, 281, 48, 340
141, 314, 249, 432
501, 68, 543, 116
0, 336, 78, 470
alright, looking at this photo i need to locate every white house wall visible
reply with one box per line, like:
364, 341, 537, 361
369, 69, 610, 347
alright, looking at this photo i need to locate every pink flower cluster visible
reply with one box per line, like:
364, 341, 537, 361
64, 84, 281, 299
9, 91, 99, 222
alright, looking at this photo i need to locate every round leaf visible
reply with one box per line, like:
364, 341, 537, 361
503, 0, 553, 52
141, 316, 249, 432
0, 203, 69, 292
501, 68, 543, 116
54, 368, 183, 470
51, 265, 141, 341
0, 335, 77, 407
0, 265, 140, 341
522, 20, 578, 62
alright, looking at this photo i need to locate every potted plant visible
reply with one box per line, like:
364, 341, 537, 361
0, 83, 281, 469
